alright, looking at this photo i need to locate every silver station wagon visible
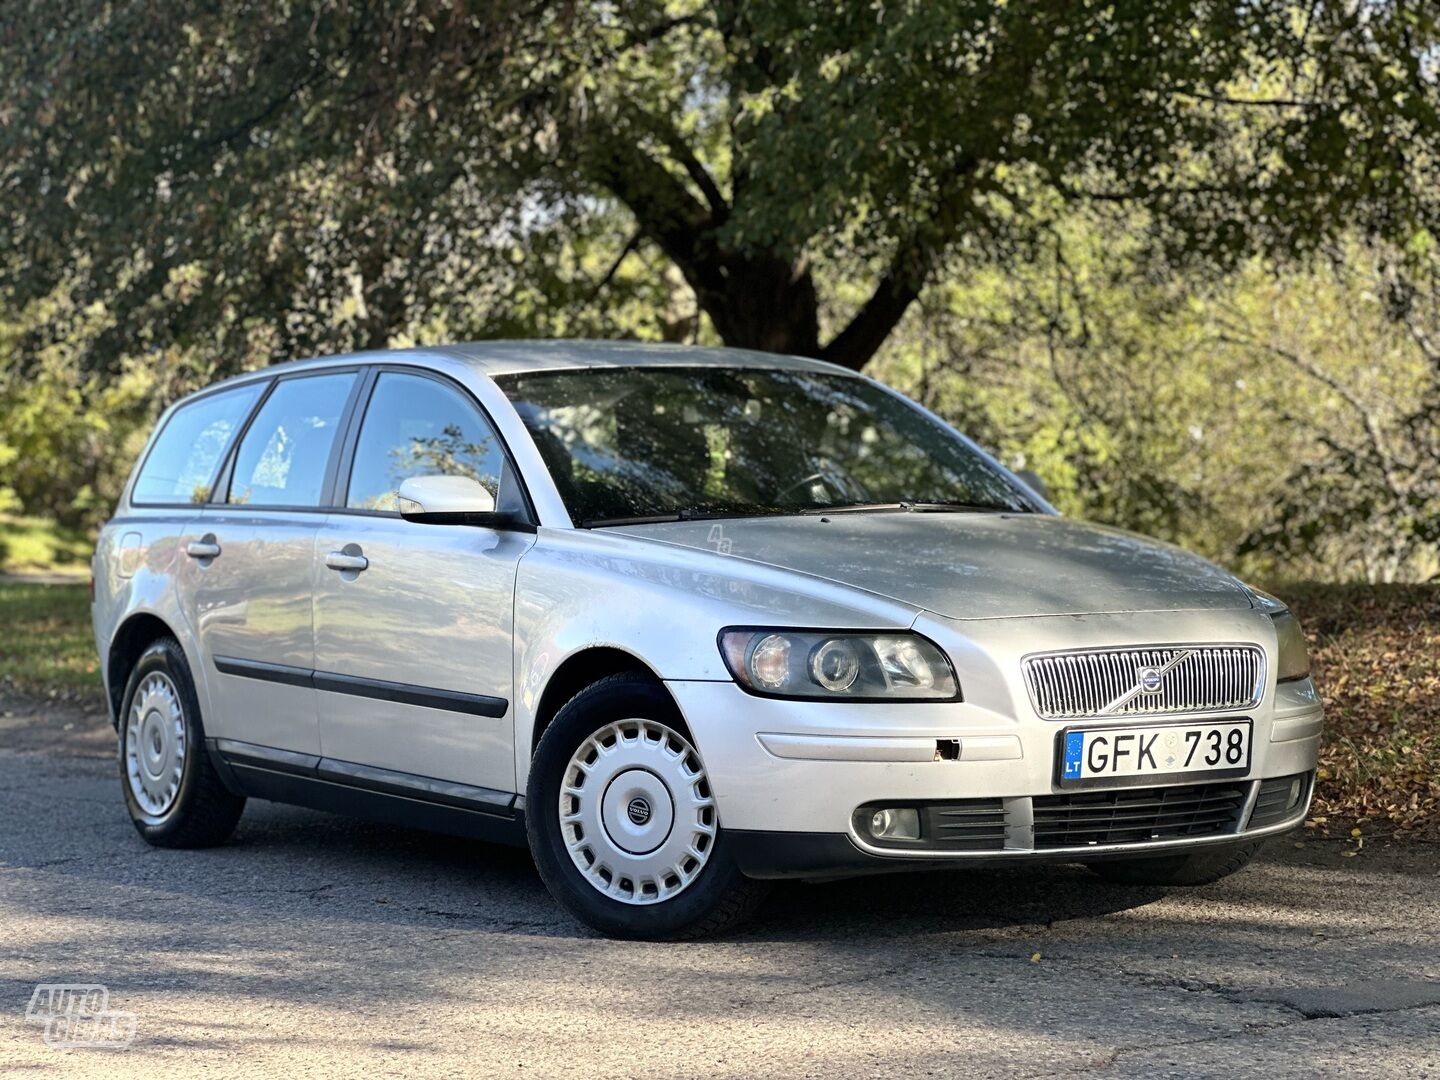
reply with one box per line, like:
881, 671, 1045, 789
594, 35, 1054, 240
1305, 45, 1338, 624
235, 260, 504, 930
92, 342, 1322, 938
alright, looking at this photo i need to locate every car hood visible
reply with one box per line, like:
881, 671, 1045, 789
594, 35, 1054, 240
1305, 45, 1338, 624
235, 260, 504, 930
613, 512, 1253, 620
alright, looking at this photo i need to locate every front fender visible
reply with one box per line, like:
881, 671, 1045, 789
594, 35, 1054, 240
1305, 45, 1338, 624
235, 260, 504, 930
510, 527, 922, 776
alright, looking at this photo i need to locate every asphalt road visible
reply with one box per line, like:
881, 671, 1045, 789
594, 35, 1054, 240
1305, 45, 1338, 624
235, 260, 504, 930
2, 696, 1438, 1079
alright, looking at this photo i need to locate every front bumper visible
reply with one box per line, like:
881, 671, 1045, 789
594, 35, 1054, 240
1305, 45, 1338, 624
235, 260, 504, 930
667, 673, 1321, 879
726, 772, 1313, 879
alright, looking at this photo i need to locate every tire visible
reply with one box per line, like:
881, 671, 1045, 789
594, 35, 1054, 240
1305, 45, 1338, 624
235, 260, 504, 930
526, 673, 769, 939
1086, 838, 1266, 886
118, 638, 245, 848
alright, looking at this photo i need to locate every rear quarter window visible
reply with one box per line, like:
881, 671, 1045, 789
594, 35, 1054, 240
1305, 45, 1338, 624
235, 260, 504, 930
131, 384, 264, 505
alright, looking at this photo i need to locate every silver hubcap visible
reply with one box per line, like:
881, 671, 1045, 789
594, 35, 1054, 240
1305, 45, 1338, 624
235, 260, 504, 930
560, 720, 716, 905
125, 673, 186, 819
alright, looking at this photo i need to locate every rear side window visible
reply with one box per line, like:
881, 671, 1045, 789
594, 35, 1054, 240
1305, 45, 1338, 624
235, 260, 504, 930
131, 384, 263, 505
345, 372, 505, 512
227, 372, 356, 507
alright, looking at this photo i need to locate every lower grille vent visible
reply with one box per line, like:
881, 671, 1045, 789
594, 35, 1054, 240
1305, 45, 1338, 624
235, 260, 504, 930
1247, 772, 1312, 830
922, 799, 1008, 851
1031, 783, 1246, 849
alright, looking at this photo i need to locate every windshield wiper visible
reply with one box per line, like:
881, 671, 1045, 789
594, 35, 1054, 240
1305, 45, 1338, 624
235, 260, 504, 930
581, 508, 766, 528
800, 501, 1019, 516
898, 500, 1020, 513
799, 502, 905, 515
587, 500, 1024, 527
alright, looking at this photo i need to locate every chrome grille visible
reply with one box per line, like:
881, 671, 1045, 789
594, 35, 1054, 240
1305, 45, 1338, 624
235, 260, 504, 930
1023, 644, 1265, 719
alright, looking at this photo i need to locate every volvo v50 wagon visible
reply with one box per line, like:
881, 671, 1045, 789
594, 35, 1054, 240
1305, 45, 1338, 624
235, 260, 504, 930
92, 342, 1322, 938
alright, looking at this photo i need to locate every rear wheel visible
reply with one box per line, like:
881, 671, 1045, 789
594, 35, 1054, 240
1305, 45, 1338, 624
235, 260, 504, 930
119, 638, 245, 848
526, 673, 769, 939
1087, 838, 1266, 886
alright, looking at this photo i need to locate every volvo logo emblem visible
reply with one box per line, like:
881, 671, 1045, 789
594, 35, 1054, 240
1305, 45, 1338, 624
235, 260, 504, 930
1137, 667, 1164, 694
626, 797, 652, 826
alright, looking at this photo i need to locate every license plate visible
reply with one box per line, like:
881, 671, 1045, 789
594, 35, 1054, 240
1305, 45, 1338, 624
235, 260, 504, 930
1057, 720, 1252, 788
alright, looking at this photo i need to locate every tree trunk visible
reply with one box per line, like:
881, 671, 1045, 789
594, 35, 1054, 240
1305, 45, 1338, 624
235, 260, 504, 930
678, 246, 924, 371
687, 254, 822, 358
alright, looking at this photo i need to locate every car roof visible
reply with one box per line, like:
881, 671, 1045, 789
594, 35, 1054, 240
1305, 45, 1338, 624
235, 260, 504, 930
434, 340, 854, 377
203, 340, 857, 391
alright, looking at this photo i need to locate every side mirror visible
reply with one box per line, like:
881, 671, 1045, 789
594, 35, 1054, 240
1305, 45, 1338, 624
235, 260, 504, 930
1016, 469, 1050, 504
397, 475, 515, 528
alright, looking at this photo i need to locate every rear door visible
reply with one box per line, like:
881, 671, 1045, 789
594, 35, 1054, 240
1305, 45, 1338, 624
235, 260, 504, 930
191, 369, 361, 755
311, 368, 534, 795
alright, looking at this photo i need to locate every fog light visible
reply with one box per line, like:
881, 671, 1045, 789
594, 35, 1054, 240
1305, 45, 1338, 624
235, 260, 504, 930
1287, 776, 1304, 810
868, 807, 920, 841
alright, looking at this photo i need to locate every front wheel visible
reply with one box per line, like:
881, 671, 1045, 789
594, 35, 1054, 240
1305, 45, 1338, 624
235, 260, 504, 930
1087, 838, 1266, 886
526, 673, 769, 939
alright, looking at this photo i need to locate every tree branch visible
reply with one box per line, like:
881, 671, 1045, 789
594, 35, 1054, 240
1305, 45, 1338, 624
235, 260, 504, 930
819, 167, 983, 370
629, 108, 728, 219
192, 68, 323, 157
819, 257, 927, 372
1169, 87, 1327, 111
579, 133, 716, 291
1213, 330, 1410, 500
585, 229, 643, 304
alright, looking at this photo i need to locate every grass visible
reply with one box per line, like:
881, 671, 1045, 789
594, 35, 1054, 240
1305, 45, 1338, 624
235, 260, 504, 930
0, 582, 101, 699
0, 513, 92, 576
0, 577, 1434, 839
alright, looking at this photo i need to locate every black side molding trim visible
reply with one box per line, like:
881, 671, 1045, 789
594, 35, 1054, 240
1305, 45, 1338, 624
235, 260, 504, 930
312, 670, 508, 718
219, 764, 527, 848
214, 656, 313, 688
315, 757, 514, 813
212, 655, 508, 718
212, 738, 320, 777
207, 739, 522, 831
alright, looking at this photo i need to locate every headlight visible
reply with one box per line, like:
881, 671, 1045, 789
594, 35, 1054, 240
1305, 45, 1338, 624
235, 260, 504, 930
1271, 610, 1311, 682
1245, 585, 1311, 683
718, 628, 960, 700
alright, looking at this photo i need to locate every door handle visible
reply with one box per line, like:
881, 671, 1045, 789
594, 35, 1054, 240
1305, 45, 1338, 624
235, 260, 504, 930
325, 550, 369, 573
186, 538, 221, 560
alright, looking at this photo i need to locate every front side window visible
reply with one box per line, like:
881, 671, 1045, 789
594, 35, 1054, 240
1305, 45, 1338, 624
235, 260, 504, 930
346, 372, 505, 512
494, 366, 1032, 525
227, 372, 356, 507
131, 383, 263, 505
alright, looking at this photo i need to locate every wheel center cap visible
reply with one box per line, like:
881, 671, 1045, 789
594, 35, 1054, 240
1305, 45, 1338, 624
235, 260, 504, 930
141, 710, 168, 776
600, 769, 675, 856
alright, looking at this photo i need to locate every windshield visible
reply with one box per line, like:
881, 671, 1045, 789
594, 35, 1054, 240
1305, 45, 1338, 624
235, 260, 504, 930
494, 366, 1033, 525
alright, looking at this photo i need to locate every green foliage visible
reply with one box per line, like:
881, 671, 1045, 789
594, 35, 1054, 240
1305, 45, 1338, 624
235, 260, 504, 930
0, 583, 99, 697
1, 2, 1439, 565
1233, 257, 1440, 581
0, 514, 90, 576
872, 216, 1440, 581
0, 287, 161, 528
2, 1, 1438, 376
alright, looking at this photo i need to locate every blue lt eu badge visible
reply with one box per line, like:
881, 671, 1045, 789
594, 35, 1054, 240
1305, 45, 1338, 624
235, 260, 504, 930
1062, 731, 1085, 780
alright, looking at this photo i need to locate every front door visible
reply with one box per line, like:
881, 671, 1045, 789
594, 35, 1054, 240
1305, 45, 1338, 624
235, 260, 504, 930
192, 370, 359, 755
311, 369, 533, 794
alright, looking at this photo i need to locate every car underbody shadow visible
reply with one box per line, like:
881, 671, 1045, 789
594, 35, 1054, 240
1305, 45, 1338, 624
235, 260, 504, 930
748, 864, 1167, 942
